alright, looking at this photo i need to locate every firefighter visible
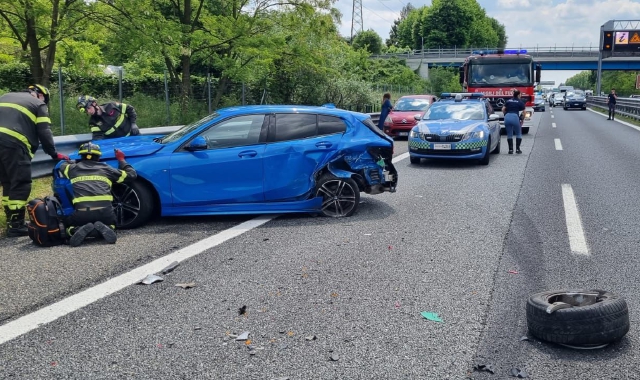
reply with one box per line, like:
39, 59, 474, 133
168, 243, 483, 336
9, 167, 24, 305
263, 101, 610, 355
0, 84, 69, 237
60, 143, 137, 247
76, 95, 140, 140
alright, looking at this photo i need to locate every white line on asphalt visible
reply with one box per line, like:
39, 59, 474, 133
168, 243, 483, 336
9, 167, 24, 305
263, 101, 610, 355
554, 138, 563, 150
0, 215, 275, 346
586, 108, 640, 132
551, 115, 555, 119
552, 122, 556, 128
392, 152, 409, 163
561, 184, 589, 255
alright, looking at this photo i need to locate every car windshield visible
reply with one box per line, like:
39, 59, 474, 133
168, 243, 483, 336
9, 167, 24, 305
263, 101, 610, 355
423, 103, 485, 120
470, 62, 532, 85
159, 112, 220, 144
394, 98, 432, 111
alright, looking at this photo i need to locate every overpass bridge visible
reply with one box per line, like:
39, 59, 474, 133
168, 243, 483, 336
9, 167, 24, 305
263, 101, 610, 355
371, 46, 640, 76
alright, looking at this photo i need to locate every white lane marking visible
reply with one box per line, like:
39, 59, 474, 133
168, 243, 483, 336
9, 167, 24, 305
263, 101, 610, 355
561, 184, 589, 255
0, 215, 275, 345
586, 108, 640, 132
393, 152, 409, 163
551, 115, 555, 119
552, 122, 556, 128
554, 138, 563, 150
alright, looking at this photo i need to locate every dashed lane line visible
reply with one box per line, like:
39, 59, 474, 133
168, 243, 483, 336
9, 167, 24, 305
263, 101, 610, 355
554, 138, 563, 150
552, 122, 556, 128
561, 184, 589, 255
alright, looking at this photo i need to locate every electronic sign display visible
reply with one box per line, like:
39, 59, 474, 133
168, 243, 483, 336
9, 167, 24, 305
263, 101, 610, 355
613, 30, 640, 52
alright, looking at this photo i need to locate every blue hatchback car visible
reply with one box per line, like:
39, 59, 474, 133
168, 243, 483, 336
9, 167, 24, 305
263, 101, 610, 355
56, 105, 398, 228
408, 93, 501, 165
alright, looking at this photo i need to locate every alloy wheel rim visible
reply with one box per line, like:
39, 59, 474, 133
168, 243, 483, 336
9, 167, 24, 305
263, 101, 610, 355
111, 184, 141, 227
317, 179, 357, 217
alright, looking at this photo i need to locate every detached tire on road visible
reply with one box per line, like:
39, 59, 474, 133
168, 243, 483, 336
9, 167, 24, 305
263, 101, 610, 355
526, 289, 630, 347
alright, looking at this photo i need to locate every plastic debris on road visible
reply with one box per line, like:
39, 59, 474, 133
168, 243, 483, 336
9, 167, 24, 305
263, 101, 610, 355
139, 274, 163, 285
329, 354, 340, 361
421, 312, 443, 323
511, 368, 529, 378
305, 335, 317, 341
235, 331, 250, 341
161, 261, 180, 274
238, 305, 247, 315
520, 336, 530, 341
175, 282, 196, 289
508, 270, 519, 274
473, 363, 495, 374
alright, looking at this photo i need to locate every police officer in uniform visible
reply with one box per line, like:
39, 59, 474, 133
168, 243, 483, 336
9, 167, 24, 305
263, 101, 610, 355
501, 90, 526, 154
59, 143, 137, 247
0, 84, 69, 237
76, 95, 140, 140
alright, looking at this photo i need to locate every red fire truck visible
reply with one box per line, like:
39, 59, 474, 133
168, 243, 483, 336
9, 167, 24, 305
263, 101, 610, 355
459, 49, 541, 134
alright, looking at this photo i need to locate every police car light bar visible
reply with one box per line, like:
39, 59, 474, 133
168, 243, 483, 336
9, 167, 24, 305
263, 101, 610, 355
440, 92, 485, 99
472, 49, 527, 55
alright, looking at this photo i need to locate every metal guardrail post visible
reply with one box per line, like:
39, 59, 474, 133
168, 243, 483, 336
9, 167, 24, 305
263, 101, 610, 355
118, 68, 123, 103
58, 68, 65, 135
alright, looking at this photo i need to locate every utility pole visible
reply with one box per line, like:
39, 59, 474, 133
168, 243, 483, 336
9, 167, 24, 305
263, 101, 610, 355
350, 0, 363, 42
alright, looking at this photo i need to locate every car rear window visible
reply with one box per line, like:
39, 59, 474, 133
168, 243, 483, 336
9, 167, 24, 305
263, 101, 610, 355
318, 115, 347, 135
362, 117, 390, 139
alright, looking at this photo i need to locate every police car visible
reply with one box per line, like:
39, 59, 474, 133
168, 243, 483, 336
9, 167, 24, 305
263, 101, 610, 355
408, 93, 501, 165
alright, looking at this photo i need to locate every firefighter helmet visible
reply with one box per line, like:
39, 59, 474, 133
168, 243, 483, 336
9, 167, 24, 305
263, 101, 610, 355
28, 84, 50, 105
76, 95, 97, 113
78, 142, 102, 161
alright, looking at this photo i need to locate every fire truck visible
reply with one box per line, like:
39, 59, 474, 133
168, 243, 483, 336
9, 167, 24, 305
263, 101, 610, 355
459, 49, 541, 134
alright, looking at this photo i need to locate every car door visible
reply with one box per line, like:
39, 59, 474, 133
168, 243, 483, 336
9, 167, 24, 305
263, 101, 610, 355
169, 114, 268, 206
263, 113, 346, 201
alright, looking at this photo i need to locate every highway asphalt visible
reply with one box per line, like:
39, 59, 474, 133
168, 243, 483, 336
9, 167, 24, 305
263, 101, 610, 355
0, 109, 638, 379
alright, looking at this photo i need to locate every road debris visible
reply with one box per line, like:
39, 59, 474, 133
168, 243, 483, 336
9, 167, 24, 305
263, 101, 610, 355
138, 274, 163, 285
473, 363, 495, 374
510, 368, 528, 378
508, 270, 519, 274
175, 282, 196, 289
520, 336, 530, 341
329, 354, 340, 361
421, 312, 444, 323
395, 301, 401, 308
235, 331, 250, 341
238, 305, 247, 315
161, 261, 180, 274
305, 335, 317, 341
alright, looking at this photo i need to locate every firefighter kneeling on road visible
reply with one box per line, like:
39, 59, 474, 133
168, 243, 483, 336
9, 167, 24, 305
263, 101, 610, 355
60, 143, 137, 247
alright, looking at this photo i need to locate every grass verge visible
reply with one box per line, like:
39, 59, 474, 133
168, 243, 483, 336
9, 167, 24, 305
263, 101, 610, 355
589, 106, 640, 127
0, 176, 53, 239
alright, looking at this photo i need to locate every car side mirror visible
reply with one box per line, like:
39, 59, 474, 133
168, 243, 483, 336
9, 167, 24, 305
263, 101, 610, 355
489, 114, 500, 121
186, 136, 207, 151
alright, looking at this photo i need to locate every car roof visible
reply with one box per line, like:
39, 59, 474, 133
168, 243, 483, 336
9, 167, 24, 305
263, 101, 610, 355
214, 105, 369, 120
398, 94, 437, 99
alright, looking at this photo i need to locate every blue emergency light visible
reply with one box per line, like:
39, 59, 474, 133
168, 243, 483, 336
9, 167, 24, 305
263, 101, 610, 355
472, 49, 527, 55
440, 92, 485, 101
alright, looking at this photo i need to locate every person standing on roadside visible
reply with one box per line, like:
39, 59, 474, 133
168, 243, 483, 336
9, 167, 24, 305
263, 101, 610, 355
76, 95, 140, 140
0, 84, 69, 237
607, 88, 618, 120
378, 93, 393, 130
502, 89, 526, 155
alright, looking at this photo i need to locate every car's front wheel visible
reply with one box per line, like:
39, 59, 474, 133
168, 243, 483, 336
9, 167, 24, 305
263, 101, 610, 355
315, 174, 360, 218
111, 180, 155, 229
409, 155, 421, 164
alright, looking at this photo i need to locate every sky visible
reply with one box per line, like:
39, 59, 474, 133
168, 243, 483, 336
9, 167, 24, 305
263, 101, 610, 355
333, 0, 640, 86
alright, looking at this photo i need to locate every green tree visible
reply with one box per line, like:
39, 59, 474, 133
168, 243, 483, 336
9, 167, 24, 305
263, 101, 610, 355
0, 0, 97, 85
352, 29, 383, 55
565, 71, 595, 90
387, 4, 415, 48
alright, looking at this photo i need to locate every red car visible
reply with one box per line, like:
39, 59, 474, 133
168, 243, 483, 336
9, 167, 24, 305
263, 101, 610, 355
383, 95, 437, 138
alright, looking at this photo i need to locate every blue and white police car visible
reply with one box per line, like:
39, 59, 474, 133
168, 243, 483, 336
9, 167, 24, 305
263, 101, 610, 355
408, 93, 501, 166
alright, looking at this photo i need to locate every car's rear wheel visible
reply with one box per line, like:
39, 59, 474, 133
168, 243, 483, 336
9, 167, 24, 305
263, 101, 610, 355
410, 155, 421, 164
315, 174, 360, 217
111, 180, 155, 229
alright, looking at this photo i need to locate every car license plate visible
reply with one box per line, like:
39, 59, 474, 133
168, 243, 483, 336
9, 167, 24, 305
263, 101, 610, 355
434, 144, 451, 150
573, 103, 579, 106
398, 132, 408, 136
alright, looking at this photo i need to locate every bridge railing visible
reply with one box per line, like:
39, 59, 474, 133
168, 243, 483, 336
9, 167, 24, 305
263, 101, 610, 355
587, 96, 640, 121
371, 46, 601, 60
31, 113, 382, 179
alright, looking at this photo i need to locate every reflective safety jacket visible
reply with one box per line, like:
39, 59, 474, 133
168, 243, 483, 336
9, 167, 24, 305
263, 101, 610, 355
0, 92, 57, 158
59, 159, 137, 210
89, 102, 138, 140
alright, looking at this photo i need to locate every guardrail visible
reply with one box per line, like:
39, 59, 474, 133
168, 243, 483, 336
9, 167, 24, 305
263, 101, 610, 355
371, 46, 601, 60
586, 96, 640, 121
31, 113, 382, 179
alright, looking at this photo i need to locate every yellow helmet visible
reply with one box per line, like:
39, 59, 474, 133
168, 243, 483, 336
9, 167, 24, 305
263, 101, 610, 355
28, 84, 50, 105
78, 142, 102, 161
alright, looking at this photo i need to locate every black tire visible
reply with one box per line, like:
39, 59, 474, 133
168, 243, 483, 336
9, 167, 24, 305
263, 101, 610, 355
478, 137, 491, 165
582, 107, 587, 110
409, 155, 421, 164
111, 180, 155, 229
491, 138, 500, 154
522, 127, 530, 134
315, 174, 360, 218
526, 289, 630, 347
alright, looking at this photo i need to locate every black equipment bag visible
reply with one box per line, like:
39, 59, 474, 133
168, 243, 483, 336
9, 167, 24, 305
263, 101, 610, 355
27, 196, 67, 247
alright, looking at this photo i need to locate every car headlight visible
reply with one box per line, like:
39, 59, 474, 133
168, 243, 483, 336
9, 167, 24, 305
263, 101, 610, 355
409, 129, 420, 138
463, 130, 485, 140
